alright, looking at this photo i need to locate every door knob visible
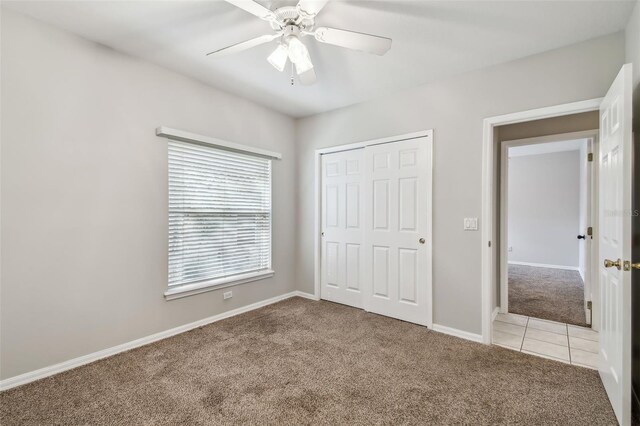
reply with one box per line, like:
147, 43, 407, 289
577, 235, 586, 240
419, 238, 426, 244
604, 258, 622, 270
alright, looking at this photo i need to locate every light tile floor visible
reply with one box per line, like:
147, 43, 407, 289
492, 312, 599, 369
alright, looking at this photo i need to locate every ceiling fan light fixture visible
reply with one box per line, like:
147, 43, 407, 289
295, 55, 314, 75
267, 43, 288, 72
286, 36, 309, 65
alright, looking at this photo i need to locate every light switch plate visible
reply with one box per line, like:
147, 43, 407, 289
464, 218, 478, 231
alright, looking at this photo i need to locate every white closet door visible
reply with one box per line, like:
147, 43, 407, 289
362, 137, 432, 326
320, 149, 364, 308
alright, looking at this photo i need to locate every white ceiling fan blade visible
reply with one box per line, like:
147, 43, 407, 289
297, 0, 329, 17
298, 67, 316, 85
224, 0, 275, 21
314, 27, 392, 56
207, 34, 279, 57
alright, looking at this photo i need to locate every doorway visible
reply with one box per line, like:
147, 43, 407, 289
483, 109, 604, 368
314, 131, 433, 327
500, 132, 598, 329
481, 63, 634, 426
492, 130, 601, 369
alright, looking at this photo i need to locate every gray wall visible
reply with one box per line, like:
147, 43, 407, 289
497, 111, 599, 141
295, 33, 625, 334
0, 10, 297, 380
507, 150, 580, 267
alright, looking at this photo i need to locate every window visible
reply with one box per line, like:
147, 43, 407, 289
167, 139, 273, 298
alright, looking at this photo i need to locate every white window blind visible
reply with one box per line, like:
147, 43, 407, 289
168, 140, 272, 289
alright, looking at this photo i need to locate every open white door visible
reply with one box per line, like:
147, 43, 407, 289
598, 63, 633, 426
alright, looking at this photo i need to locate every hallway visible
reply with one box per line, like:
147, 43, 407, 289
508, 264, 588, 327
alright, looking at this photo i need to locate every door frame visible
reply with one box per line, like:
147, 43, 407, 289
313, 130, 434, 328
499, 130, 599, 328
481, 98, 602, 344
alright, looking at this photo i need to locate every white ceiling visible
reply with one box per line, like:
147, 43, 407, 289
509, 139, 587, 157
4, 1, 635, 118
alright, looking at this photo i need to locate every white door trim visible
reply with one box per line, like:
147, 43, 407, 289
313, 131, 433, 328
499, 130, 598, 318
481, 98, 602, 344
315, 131, 431, 155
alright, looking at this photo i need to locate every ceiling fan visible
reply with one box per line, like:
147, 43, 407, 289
207, 0, 392, 85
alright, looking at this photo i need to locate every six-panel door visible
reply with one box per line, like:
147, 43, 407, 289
321, 149, 364, 308
320, 136, 432, 327
362, 137, 431, 326
598, 64, 632, 426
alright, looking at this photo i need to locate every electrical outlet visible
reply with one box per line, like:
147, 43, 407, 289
223, 291, 232, 300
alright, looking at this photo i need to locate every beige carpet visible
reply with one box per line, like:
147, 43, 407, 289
509, 264, 589, 327
0, 297, 615, 425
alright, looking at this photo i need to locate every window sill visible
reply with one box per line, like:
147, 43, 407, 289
164, 270, 275, 301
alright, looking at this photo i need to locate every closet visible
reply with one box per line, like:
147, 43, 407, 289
320, 134, 433, 326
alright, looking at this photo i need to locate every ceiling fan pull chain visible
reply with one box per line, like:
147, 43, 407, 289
290, 61, 295, 86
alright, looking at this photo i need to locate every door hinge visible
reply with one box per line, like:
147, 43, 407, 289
587, 226, 593, 236
488, 241, 491, 248
588, 153, 594, 162
587, 300, 592, 310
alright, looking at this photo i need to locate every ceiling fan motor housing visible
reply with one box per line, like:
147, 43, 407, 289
283, 25, 301, 39
270, 6, 314, 31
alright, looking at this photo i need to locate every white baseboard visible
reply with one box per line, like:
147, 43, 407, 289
508, 261, 579, 271
492, 307, 500, 321
292, 290, 319, 300
432, 324, 484, 344
0, 291, 309, 392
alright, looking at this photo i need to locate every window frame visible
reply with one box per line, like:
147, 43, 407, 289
157, 127, 280, 301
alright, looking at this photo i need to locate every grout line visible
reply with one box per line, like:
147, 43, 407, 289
493, 315, 529, 326
527, 316, 566, 326
520, 316, 529, 351
494, 318, 523, 326
523, 335, 573, 348
571, 346, 599, 355
493, 320, 527, 335
566, 323, 572, 364
525, 323, 569, 336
